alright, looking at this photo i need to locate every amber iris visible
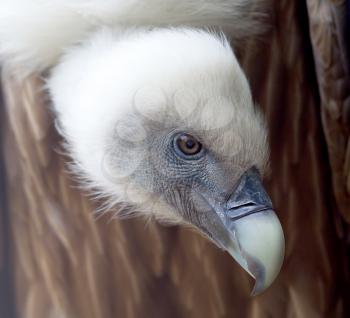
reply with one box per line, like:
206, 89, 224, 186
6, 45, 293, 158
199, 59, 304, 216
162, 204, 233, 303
176, 133, 202, 156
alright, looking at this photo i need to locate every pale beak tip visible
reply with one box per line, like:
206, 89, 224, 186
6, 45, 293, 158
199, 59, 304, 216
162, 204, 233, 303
227, 209, 285, 296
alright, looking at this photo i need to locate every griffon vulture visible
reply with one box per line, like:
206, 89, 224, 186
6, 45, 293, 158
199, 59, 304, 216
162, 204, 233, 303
0, 0, 284, 295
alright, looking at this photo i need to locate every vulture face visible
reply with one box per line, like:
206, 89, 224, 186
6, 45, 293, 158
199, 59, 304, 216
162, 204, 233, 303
49, 28, 284, 294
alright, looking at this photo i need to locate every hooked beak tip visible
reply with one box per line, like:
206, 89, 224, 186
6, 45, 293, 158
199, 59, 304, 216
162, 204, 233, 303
195, 167, 284, 295
227, 209, 285, 295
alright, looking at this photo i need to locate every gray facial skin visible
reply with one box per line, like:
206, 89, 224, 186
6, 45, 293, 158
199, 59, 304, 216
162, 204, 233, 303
106, 114, 285, 295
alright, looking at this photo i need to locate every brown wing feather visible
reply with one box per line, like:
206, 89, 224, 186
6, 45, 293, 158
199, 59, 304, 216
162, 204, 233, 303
306, 0, 350, 223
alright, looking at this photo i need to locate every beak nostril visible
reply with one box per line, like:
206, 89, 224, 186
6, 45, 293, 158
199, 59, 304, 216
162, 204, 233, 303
225, 167, 273, 213
227, 201, 256, 209
227, 205, 272, 222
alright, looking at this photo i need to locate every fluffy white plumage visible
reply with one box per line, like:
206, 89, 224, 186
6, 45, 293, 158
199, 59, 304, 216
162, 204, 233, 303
0, 0, 266, 73
0, 0, 269, 220
0, 2, 287, 294
49, 27, 268, 218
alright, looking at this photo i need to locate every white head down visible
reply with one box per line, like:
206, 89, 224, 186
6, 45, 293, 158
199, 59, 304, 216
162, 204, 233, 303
0, 0, 284, 295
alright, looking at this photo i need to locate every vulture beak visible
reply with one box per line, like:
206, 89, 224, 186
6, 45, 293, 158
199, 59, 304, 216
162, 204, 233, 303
206, 168, 285, 295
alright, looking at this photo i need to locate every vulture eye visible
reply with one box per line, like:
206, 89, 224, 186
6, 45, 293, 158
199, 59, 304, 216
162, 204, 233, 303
174, 133, 203, 158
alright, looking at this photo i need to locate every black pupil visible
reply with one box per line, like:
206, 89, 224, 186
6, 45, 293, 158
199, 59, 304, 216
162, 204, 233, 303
176, 133, 202, 155
186, 140, 195, 149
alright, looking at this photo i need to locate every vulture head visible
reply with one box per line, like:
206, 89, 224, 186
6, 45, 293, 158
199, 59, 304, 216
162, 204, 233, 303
0, 0, 284, 295
48, 28, 284, 294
